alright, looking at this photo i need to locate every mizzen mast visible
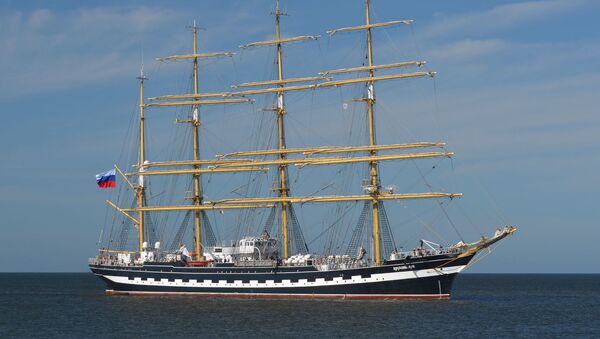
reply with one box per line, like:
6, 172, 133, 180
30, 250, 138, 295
156, 21, 237, 259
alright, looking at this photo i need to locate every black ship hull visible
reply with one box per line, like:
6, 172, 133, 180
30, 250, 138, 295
90, 253, 474, 300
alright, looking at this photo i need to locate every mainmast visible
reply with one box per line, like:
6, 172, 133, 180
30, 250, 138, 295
274, 0, 291, 259
136, 68, 147, 253
191, 22, 203, 260
235, 0, 319, 259
364, 0, 381, 265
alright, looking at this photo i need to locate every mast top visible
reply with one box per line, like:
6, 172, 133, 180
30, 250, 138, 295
137, 65, 148, 81
157, 20, 234, 62
273, 0, 286, 17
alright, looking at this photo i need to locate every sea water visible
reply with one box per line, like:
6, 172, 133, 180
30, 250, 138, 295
0, 273, 598, 337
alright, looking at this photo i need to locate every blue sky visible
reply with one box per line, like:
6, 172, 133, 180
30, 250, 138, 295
1, 0, 599, 273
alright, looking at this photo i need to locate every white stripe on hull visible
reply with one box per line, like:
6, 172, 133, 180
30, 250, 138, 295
106, 290, 451, 300
101, 265, 466, 289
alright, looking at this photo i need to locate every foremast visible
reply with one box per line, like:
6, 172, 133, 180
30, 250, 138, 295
136, 69, 147, 253
326, 0, 418, 265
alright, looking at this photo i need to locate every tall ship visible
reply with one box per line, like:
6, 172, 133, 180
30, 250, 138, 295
90, 0, 516, 299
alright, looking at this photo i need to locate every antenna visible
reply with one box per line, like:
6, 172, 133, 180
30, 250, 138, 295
138, 37, 146, 82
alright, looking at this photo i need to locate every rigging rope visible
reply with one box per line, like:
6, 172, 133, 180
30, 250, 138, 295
169, 210, 192, 251
345, 201, 371, 257
411, 160, 464, 242
287, 204, 309, 255
379, 201, 397, 259
201, 211, 218, 248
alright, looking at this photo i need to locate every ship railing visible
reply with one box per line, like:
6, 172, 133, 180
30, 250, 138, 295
234, 259, 277, 267
390, 247, 463, 260
312, 255, 368, 271
90, 252, 143, 267
91, 249, 205, 267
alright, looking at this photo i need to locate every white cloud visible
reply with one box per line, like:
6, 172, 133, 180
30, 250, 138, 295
426, 39, 509, 61
0, 6, 186, 98
424, 0, 591, 39
0, 4, 275, 99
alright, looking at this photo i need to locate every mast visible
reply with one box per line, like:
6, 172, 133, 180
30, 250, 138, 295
133, 1, 461, 266
364, 0, 381, 265
136, 68, 147, 253
274, 0, 291, 259
135, 22, 247, 257
191, 21, 203, 260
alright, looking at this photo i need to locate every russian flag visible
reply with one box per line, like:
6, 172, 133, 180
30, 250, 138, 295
96, 169, 116, 188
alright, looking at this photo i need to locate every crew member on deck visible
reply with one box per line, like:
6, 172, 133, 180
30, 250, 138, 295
178, 244, 190, 261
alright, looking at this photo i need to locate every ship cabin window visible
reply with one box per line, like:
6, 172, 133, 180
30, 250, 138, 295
214, 248, 222, 253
